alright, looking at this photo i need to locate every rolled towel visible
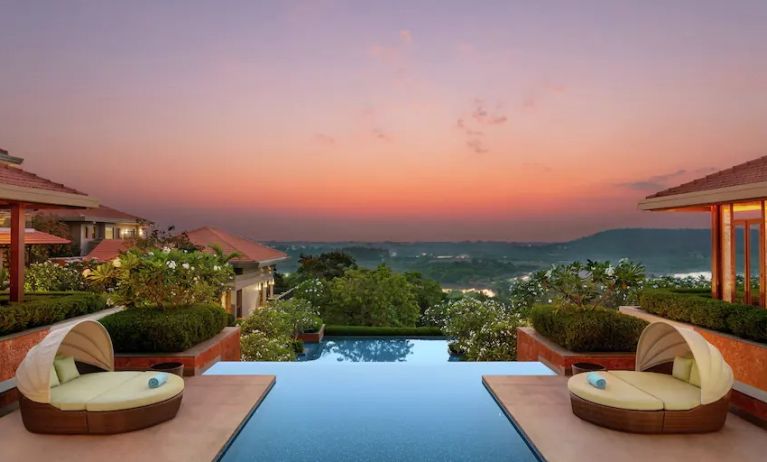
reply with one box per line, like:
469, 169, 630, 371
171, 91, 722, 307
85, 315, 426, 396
586, 372, 606, 390
148, 373, 168, 389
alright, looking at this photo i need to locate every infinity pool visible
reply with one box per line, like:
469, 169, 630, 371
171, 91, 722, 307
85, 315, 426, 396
298, 337, 458, 362
208, 338, 552, 461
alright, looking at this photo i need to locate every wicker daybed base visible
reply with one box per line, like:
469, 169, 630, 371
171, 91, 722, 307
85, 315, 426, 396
19, 392, 183, 434
569, 392, 730, 434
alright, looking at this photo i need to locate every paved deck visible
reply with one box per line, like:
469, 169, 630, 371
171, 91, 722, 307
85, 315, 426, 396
483, 375, 767, 462
0, 375, 274, 462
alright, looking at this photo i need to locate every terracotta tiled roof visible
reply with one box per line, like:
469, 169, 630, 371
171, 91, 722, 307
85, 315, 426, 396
42, 205, 148, 223
0, 163, 87, 196
0, 228, 71, 245
185, 227, 288, 264
85, 239, 133, 261
647, 155, 767, 199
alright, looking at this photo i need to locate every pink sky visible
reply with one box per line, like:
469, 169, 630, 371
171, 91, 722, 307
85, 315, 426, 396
2, 1, 766, 241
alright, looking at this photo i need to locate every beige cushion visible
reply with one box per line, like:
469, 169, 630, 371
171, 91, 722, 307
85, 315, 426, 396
672, 356, 693, 382
50, 366, 60, 388
568, 372, 663, 411
85, 372, 184, 412
689, 360, 701, 387
53, 356, 80, 384
50, 372, 141, 411
611, 371, 701, 411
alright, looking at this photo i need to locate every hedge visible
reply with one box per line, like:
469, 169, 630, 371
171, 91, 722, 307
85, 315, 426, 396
99, 304, 229, 353
639, 289, 767, 343
0, 292, 108, 336
530, 305, 648, 352
324, 325, 444, 337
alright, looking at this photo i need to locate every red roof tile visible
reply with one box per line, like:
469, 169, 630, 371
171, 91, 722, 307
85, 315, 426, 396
41, 205, 148, 222
0, 228, 71, 245
0, 163, 87, 196
185, 227, 287, 264
85, 239, 133, 261
648, 155, 767, 199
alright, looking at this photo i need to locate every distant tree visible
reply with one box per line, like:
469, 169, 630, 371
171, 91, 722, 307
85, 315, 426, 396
323, 265, 420, 327
27, 214, 76, 262
296, 251, 357, 281
404, 271, 445, 316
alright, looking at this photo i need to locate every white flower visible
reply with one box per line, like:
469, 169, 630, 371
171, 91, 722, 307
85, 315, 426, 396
112, 258, 122, 268
82, 269, 92, 277
166, 260, 177, 269
213, 265, 221, 271
162, 246, 172, 254
182, 263, 190, 270
606, 266, 615, 277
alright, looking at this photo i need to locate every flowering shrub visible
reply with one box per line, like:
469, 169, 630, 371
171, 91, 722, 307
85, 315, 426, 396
643, 274, 710, 290
239, 298, 322, 361
87, 247, 234, 308
25, 262, 87, 292
291, 278, 330, 308
425, 297, 521, 360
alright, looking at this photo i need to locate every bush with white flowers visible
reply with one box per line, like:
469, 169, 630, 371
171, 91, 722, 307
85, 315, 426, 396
87, 247, 235, 308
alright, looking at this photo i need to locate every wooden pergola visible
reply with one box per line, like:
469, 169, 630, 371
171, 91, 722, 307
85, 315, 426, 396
639, 155, 767, 307
0, 149, 98, 302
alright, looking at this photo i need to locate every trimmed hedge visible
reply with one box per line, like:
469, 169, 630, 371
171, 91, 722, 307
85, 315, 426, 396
639, 289, 767, 343
324, 325, 444, 337
99, 304, 229, 353
0, 293, 108, 336
531, 305, 648, 352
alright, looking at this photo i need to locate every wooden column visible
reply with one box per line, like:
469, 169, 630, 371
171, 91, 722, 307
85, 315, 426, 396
711, 205, 722, 300
721, 204, 736, 303
9, 203, 26, 303
761, 201, 767, 307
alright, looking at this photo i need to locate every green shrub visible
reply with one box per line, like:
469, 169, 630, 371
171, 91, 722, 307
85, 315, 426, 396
324, 325, 444, 336
639, 289, 767, 343
531, 305, 647, 352
99, 304, 228, 352
25, 262, 87, 292
0, 293, 107, 336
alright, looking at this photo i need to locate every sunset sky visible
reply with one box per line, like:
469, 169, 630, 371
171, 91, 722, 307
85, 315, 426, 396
2, 1, 766, 241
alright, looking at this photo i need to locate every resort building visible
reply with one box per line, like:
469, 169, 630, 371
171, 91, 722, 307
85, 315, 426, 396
185, 226, 288, 318
34, 205, 150, 256
640, 155, 767, 307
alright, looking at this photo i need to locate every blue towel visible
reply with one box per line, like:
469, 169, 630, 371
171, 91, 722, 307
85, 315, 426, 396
586, 372, 606, 390
148, 373, 168, 389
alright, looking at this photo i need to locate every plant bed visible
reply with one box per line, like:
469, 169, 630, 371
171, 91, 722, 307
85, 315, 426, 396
516, 327, 636, 375
114, 326, 241, 376
0, 292, 107, 336
297, 324, 325, 343
324, 325, 444, 337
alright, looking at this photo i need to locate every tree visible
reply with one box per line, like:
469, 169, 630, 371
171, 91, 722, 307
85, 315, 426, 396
132, 225, 200, 252
323, 265, 420, 327
27, 214, 76, 262
296, 251, 357, 280
404, 271, 445, 316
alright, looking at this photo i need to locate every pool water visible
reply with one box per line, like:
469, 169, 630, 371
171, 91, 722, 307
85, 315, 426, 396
207, 338, 552, 462
298, 337, 460, 362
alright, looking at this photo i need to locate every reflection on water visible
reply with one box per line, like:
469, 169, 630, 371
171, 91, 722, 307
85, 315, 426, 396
299, 337, 457, 362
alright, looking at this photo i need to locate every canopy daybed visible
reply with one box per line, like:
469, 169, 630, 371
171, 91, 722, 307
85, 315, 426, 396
567, 321, 733, 434
15, 319, 184, 434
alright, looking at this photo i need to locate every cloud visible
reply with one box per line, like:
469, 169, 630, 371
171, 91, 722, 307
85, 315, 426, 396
466, 138, 488, 154
472, 99, 507, 125
313, 133, 336, 146
456, 118, 486, 154
618, 170, 687, 191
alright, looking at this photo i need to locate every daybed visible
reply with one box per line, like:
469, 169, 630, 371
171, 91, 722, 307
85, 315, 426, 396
15, 319, 184, 434
567, 321, 733, 434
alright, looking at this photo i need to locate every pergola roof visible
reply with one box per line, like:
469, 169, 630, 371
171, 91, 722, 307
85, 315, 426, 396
0, 228, 71, 245
0, 163, 98, 209
185, 226, 288, 266
639, 155, 767, 211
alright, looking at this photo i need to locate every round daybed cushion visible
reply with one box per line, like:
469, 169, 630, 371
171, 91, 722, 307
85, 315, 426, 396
568, 372, 663, 411
609, 371, 701, 411
49, 371, 184, 412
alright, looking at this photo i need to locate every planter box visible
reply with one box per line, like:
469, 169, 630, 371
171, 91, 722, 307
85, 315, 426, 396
114, 326, 241, 376
297, 324, 325, 343
516, 327, 636, 376
620, 306, 767, 425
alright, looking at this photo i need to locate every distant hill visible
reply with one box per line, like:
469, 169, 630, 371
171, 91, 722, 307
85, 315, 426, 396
266, 228, 746, 286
